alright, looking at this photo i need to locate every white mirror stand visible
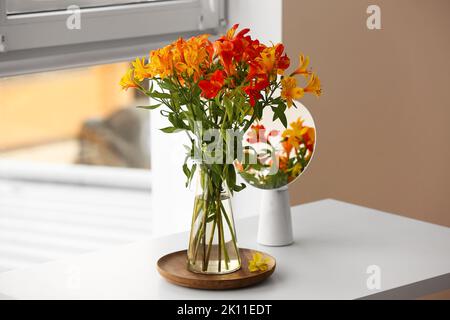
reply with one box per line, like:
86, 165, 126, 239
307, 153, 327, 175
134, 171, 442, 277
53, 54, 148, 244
257, 186, 294, 246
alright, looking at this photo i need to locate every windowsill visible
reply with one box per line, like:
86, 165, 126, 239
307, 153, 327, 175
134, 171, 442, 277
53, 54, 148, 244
0, 169, 153, 273
0, 159, 151, 190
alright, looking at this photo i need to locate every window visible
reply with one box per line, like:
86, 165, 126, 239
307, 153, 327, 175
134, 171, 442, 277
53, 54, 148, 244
0, 62, 146, 164
0, 0, 226, 272
0, 62, 154, 272
0, 0, 226, 76
0, 62, 152, 185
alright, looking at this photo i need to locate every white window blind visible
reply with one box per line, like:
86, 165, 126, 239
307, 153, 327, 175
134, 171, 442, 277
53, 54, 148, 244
6, 0, 163, 14
0, 0, 226, 77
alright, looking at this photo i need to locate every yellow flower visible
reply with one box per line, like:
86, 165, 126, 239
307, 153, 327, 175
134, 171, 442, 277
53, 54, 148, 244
119, 69, 138, 91
304, 73, 322, 97
259, 47, 276, 75
282, 118, 306, 150
176, 44, 201, 78
132, 57, 152, 81
281, 77, 304, 108
255, 44, 290, 80
248, 252, 270, 272
148, 44, 175, 79
291, 54, 311, 77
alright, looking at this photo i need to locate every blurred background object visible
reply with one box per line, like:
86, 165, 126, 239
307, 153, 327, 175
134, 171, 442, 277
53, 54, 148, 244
0, 62, 150, 169
77, 107, 150, 169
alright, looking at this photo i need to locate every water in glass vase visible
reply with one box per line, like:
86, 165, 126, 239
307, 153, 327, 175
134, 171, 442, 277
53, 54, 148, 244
187, 167, 241, 274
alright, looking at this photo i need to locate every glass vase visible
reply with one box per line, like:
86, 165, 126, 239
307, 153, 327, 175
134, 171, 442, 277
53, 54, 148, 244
187, 164, 241, 274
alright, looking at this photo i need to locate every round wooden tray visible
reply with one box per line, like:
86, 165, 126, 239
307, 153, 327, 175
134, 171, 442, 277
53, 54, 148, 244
157, 248, 276, 290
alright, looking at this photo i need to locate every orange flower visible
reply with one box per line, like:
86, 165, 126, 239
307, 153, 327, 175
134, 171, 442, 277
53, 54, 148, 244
278, 154, 289, 172
303, 73, 322, 97
198, 70, 225, 99
234, 160, 244, 173
281, 139, 293, 156
281, 77, 304, 108
132, 57, 152, 81
257, 44, 290, 78
282, 118, 315, 153
148, 44, 175, 79
120, 69, 138, 91
291, 54, 311, 77
175, 35, 213, 81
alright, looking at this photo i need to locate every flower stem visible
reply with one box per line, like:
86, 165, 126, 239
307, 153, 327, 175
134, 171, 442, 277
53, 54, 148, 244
217, 204, 222, 272
216, 192, 230, 269
204, 214, 217, 270
201, 198, 208, 272
220, 202, 240, 262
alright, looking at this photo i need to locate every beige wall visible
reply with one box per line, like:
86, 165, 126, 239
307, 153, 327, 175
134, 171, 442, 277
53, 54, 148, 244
284, 0, 450, 227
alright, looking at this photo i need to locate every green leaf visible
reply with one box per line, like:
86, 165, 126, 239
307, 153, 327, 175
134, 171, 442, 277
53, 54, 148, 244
160, 126, 180, 133
151, 92, 172, 99
224, 96, 233, 119
183, 163, 191, 187
183, 163, 190, 178
215, 92, 222, 107
187, 163, 197, 187
233, 183, 246, 192
226, 164, 237, 191
272, 104, 288, 128
136, 104, 161, 110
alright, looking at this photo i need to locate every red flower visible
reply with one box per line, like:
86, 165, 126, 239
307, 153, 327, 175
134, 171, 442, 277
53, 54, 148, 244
247, 124, 279, 144
214, 24, 266, 76
243, 75, 270, 106
274, 44, 290, 73
199, 70, 225, 99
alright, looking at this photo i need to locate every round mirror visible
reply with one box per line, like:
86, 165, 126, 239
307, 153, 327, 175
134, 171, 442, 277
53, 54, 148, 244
236, 103, 316, 190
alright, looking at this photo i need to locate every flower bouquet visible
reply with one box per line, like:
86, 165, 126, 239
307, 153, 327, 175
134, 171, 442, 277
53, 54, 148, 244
121, 24, 321, 274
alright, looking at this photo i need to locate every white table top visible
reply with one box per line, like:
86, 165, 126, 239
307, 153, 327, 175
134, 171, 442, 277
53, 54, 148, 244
0, 199, 449, 300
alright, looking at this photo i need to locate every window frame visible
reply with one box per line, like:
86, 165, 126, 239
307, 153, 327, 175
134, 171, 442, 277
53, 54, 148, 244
0, 0, 226, 77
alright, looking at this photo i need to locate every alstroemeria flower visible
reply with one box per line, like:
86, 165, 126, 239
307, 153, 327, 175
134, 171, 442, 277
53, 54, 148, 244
291, 54, 311, 77
199, 70, 225, 99
303, 73, 322, 97
248, 252, 270, 272
258, 44, 290, 77
148, 44, 176, 79
244, 76, 270, 106
282, 118, 305, 150
302, 126, 316, 152
214, 24, 265, 77
282, 139, 293, 156
246, 124, 278, 144
174, 36, 213, 81
282, 117, 315, 153
234, 160, 244, 173
214, 24, 250, 75
281, 76, 304, 108
120, 69, 138, 91
278, 154, 289, 172
132, 57, 153, 81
